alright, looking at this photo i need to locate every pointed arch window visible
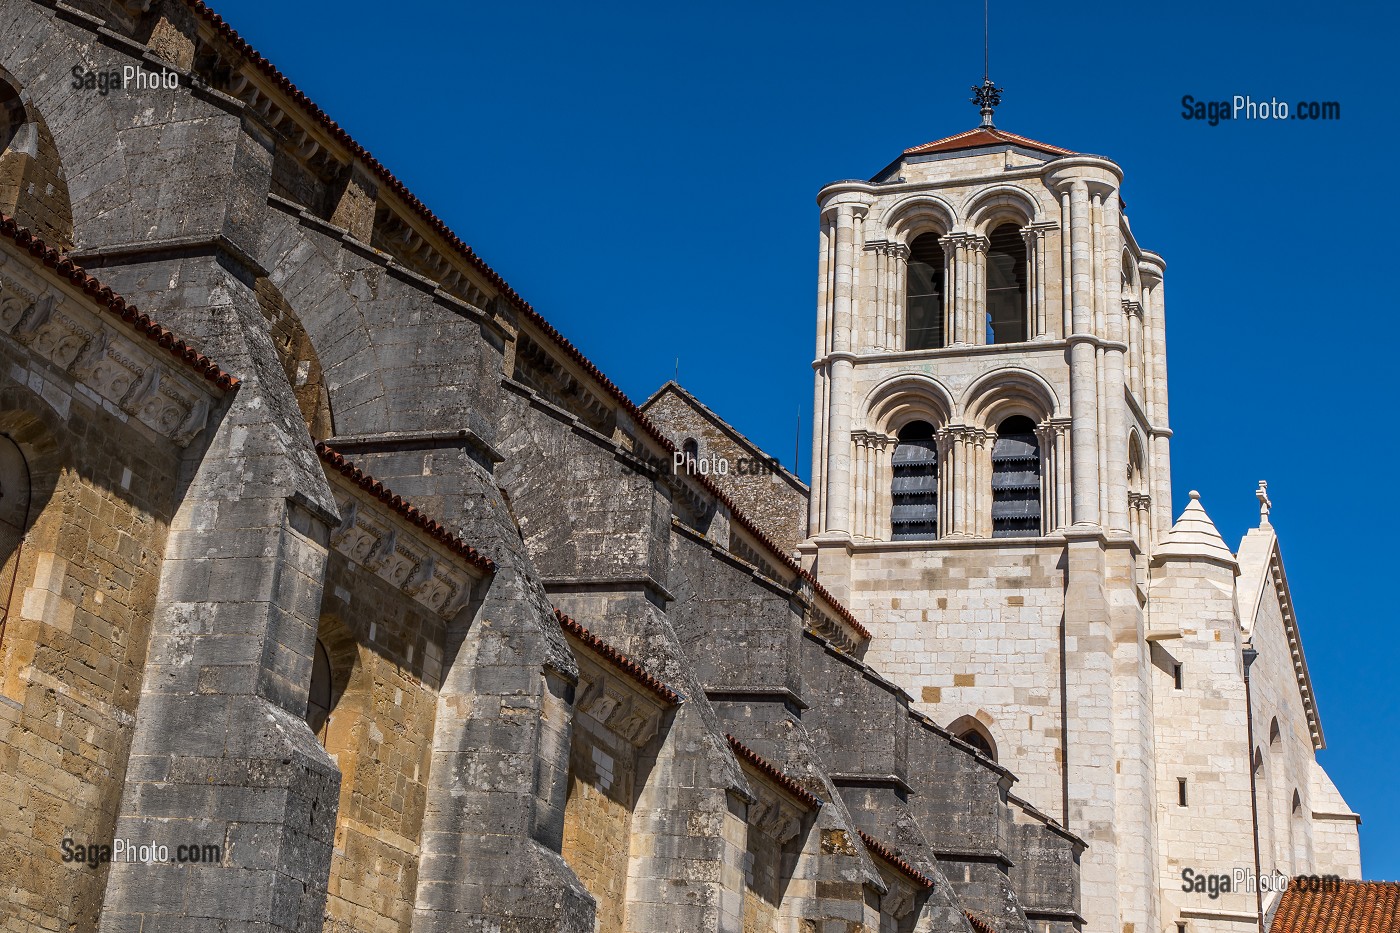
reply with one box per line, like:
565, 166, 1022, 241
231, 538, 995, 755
986, 223, 1028, 344
991, 416, 1040, 537
906, 233, 945, 350
890, 421, 938, 541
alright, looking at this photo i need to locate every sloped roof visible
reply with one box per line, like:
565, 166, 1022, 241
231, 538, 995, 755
641, 380, 809, 493
1270, 880, 1400, 933
1155, 491, 1237, 566
903, 127, 1076, 157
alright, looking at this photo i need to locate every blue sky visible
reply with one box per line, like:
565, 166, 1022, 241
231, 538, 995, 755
211, 0, 1399, 877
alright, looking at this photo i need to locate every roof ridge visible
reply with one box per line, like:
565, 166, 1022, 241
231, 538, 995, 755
902, 126, 1076, 157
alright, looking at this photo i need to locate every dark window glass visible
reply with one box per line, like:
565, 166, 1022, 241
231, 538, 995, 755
1178, 778, 1188, 807
986, 223, 1027, 344
959, 729, 995, 760
991, 415, 1041, 538
890, 421, 938, 541
906, 233, 945, 350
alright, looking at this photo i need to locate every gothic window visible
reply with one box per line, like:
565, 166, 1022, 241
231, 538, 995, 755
1269, 717, 1281, 746
991, 416, 1040, 538
1292, 790, 1302, 816
986, 223, 1028, 344
682, 437, 698, 470
948, 716, 997, 761
306, 637, 333, 741
959, 728, 995, 760
890, 421, 938, 540
906, 233, 945, 350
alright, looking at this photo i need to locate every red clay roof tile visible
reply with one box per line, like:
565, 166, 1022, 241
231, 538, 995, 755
903, 127, 1075, 157
1270, 878, 1400, 933
856, 830, 935, 889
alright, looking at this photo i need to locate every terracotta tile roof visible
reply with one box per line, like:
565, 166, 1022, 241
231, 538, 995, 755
856, 830, 934, 889
724, 734, 822, 810
315, 442, 496, 574
1270, 879, 1400, 933
187, 1, 868, 645
903, 127, 1075, 157
554, 610, 683, 705
964, 911, 999, 933
0, 214, 239, 391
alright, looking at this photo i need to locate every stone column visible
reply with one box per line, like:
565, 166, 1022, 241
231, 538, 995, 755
974, 429, 995, 537
873, 245, 888, 350
1022, 223, 1055, 339
872, 434, 892, 540
936, 428, 955, 539
1060, 192, 1074, 337
824, 204, 857, 535
1036, 421, 1058, 534
1065, 180, 1100, 526
969, 236, 989, 345
1100, 191, 1129, 535
941, 234, 965, 346
1141, 259, 1173, 540
1124, 300, 1144, 398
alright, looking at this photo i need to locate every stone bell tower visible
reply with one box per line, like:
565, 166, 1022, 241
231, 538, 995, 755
798, 92, 1174, 933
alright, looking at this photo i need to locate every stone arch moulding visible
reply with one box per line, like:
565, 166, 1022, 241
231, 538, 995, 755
963, 184, 1043, 236
0, 64, 74, 248
961, 367, 1061, 430
946, 714, 998, 762
864, 373, 955, 435
880, 194, 959, 243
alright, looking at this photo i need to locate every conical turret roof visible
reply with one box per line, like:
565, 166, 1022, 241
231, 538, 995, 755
1155, 491, 1237, 565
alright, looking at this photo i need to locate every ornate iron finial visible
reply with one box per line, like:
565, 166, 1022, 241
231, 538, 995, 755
971, 77, 1003, 128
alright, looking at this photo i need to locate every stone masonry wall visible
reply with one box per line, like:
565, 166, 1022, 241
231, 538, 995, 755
0, 381, 181, 933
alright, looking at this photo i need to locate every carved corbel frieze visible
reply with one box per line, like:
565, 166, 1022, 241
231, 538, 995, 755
575, 665, 663, 748
0, 272, 217, 447
328, 490, 476, 618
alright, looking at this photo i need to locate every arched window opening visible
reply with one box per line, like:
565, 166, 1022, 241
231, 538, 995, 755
948, 716, 997, 761
959, 729, 995, 759
991, 416, 1041, 538
1253, 747, 1265, 777
890, 421, 938, 541
681, 437, 698, 471
306, 637, 333, 741
986, 223, 1028, 344
906, 233, 945, 350
1269, 717, 1281, 746
1292, 790, 1302, 816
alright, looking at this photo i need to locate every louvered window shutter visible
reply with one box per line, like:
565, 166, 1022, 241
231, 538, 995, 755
991, 416, 1041, 538
891, 422, 938, 541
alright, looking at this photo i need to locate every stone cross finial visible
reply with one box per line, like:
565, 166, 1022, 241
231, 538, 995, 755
1256, 480, 1272, 525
